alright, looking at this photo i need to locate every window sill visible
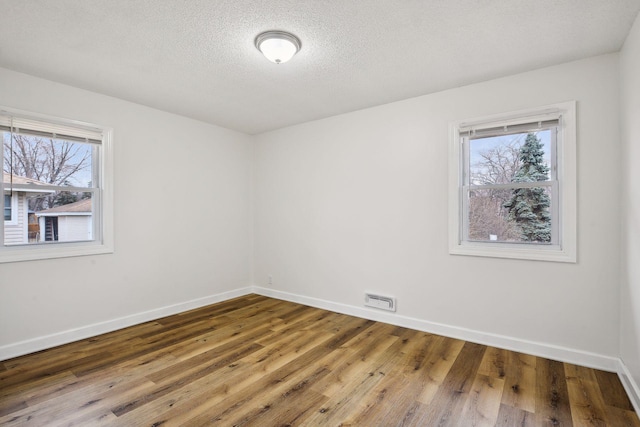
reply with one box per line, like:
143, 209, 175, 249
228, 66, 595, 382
450, 241, 576, 263
0, 241, 113, 263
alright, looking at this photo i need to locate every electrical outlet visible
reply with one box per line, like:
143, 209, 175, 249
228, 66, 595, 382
268, 275, 272, 285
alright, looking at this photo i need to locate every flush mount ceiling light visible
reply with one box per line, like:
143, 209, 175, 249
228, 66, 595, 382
255, 30, 301, 64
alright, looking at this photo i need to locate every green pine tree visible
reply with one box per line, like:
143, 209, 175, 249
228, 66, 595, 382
503, 133, 551, 242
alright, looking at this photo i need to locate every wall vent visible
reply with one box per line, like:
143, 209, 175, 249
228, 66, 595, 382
364, 293, 396, 312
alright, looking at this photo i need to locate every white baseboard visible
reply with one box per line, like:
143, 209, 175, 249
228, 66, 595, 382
618, 359, 640, 415
0, 286, 254, 361
253, 286, 621, 373
3, 283, 638, 416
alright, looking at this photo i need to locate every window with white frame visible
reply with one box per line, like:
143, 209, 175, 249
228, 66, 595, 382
1, 107, 113, 262
449, 102, 576, 262
3, 194, 14, 222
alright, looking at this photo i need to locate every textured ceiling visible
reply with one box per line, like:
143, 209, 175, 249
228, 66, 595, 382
1, 0, 639, 134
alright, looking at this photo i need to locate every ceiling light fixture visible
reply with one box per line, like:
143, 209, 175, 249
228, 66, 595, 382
255, 30, 301, 64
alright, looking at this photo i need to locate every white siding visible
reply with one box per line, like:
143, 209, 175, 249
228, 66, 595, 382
4, 193, 27, 245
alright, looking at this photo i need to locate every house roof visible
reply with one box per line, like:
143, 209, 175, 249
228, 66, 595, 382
37, 198, 92, 216
3, 173, 56, 194
3, 172, 50, 186
0, 1, 638, 134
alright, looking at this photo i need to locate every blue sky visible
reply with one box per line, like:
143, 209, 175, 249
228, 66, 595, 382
469, 130, 551, 180
3, 133, 94, 187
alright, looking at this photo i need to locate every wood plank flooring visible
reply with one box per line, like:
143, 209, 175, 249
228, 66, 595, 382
1, 294, 638, 426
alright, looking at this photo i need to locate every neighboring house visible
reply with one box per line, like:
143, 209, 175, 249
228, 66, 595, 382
36, 198, 92, 242
3, 173, 54, 245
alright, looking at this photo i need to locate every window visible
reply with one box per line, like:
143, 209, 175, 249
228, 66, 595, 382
449, 102, 576, 262
4, 194, 13, 222
0, 107, 113, 262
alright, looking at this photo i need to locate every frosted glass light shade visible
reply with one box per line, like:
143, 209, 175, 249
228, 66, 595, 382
255, 31, 301, 64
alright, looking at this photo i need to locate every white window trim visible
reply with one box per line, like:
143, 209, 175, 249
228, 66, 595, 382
448, 101, 576, 263
4, 193, 18, 225
0, 106, 114, 263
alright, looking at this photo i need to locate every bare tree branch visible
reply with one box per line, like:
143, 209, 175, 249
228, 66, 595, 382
3, 134, 91, 210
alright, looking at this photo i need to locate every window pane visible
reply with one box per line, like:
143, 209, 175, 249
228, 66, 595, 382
3, 131, 96, 246
469, 130, 551, 185
3, 133, 95, 188
38, 193, 93, 243
468, 187, 551, 244
4, 193, 94, 246
3, 194, 10, 220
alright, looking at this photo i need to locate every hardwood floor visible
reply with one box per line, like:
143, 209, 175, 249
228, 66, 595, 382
1, 294, 638, 426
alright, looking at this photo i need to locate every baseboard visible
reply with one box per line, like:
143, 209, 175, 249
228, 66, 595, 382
0, 286, 254, 361
618, 359, 640, 415
253, 286, 620, 373
2, 283, 635, 410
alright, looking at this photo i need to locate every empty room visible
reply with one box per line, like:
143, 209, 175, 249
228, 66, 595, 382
1, 1, 640, 425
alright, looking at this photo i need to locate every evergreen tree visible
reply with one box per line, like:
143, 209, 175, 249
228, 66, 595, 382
503, 133, 551, 242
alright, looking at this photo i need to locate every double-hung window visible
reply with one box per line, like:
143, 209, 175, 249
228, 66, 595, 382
449, 102, 576, 262
1, 107, 113, 263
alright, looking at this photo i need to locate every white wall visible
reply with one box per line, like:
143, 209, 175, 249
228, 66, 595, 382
254, 54, 622, 359
0, 68, 254, 355
0, 50, 630, 374
621, 13, 640, 395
